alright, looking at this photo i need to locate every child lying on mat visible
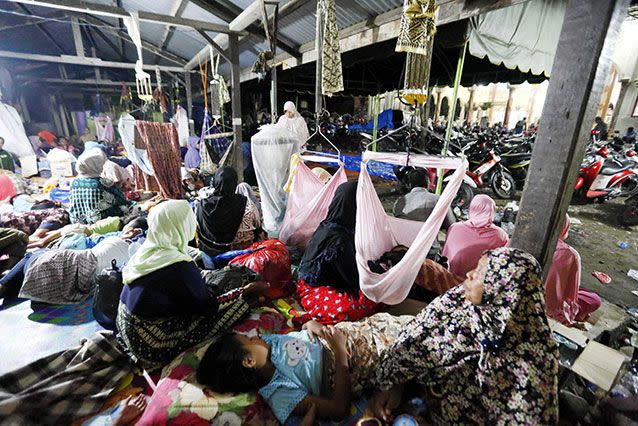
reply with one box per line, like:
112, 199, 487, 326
197, 313, 414, 424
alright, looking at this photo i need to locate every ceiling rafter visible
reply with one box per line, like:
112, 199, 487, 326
14, 3, 68, 54
190, 0, 300, 58
155, 0, 190, 64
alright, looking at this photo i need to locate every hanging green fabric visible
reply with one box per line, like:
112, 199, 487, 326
319, 0, 344, 96
396, 0, 437, 55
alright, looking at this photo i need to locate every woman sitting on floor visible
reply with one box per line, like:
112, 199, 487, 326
195, 166, 261, 256
297, 181, 380, 324
545, 214, 601, 324
441, 194, 509, 277
116, 199, 268, 371
69, 148, 132, 224
198, 312, 413, 424
370, 247, 559, 425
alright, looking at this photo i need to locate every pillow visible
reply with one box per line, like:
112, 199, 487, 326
137, 308, 295, 425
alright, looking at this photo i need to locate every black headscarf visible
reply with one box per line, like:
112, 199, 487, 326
299, 181, 359, 293
196, 167, 247, 252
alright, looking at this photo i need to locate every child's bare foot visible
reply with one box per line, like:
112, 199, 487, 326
113, 394, 147, 426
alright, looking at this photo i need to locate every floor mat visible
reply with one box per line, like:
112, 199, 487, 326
0, 298, 103, 375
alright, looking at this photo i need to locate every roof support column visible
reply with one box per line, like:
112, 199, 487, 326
229, 33, 243, 181
510, 0, 630, 273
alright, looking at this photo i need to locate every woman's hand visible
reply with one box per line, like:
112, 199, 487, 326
302, 320, 325, 342
369, 384, 403, 423
320, 326, 349, 365
242, 281, 270, 306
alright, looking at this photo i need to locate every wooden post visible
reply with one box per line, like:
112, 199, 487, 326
228, 33, 244, 181
610, 78, 630, 132
184, 71, 192, 119
597, 64, 617, 119
510, 0, 630, 272
314, 2, 323, 116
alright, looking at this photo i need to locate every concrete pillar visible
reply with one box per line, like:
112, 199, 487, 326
504, 84, 517, 129
610, 79, 630, 132
466, 85, 476, 123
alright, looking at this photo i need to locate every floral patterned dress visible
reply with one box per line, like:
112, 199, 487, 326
374, 247, 559, 425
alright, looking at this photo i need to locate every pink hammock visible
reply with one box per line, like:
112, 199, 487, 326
279, 155, 347, 248
356, 151, 467, 304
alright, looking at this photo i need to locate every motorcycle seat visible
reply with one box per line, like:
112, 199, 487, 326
500, 152, 532, 166
600, 164, 632, 175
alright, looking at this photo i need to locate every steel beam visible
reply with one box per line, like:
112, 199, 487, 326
6, 0, 241, 34
510, 0, 630, 271
0, 50, 186, 72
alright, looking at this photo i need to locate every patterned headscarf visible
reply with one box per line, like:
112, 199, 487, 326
374, 247, 559, 424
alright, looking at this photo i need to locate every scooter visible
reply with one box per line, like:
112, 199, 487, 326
574, 145, 638, 202
459, 139, 517, 199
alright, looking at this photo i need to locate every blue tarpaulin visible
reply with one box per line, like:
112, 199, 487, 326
306, 151, 397, 181
347, 109, 395, 133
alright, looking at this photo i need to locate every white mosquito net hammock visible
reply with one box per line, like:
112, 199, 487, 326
279, 154, 348, 248
356, 151, 467, 305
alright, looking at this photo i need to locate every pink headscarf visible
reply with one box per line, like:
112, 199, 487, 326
442, 194, 509, 277
544, 214, 581, 324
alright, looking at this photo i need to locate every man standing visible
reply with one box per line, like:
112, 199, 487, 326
0, 137, 15, 172
594, 116, 609, 141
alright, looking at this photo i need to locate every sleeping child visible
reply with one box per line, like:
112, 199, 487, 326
196, 313, 414, 424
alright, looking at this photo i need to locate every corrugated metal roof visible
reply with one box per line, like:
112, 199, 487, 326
0, 0, 404, 79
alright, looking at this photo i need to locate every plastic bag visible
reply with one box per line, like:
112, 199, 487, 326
229, 239, 293, 299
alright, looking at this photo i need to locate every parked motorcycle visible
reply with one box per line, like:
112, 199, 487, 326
574, 145, 638, 202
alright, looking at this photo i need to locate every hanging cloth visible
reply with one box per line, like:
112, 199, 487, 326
135, 121, 183, 199
355, 151, 466, 304
118, 114, 154, 176
395, 0, 437, 55
94, 115, 115, 143
279, 157, 348, 248
173, 105, 189, 147
0, 103, 35, 158
198, 110, 217, 175
318, 0, 344, 96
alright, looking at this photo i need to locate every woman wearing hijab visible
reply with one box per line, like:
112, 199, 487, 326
276, 101, 310, 150
69, 149, 132, 224
441, 194, 509, 277
196, 167, 261, 256
370, 247, 559, 425
184, 136, 201, 169
297, 181, 379, 325
545, 214, 601, 324
117, 200, 267, 370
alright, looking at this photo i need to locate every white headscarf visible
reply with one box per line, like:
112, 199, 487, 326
77, 148, 107, 178
122, 200, 196, 284
276, 101, 310, 148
